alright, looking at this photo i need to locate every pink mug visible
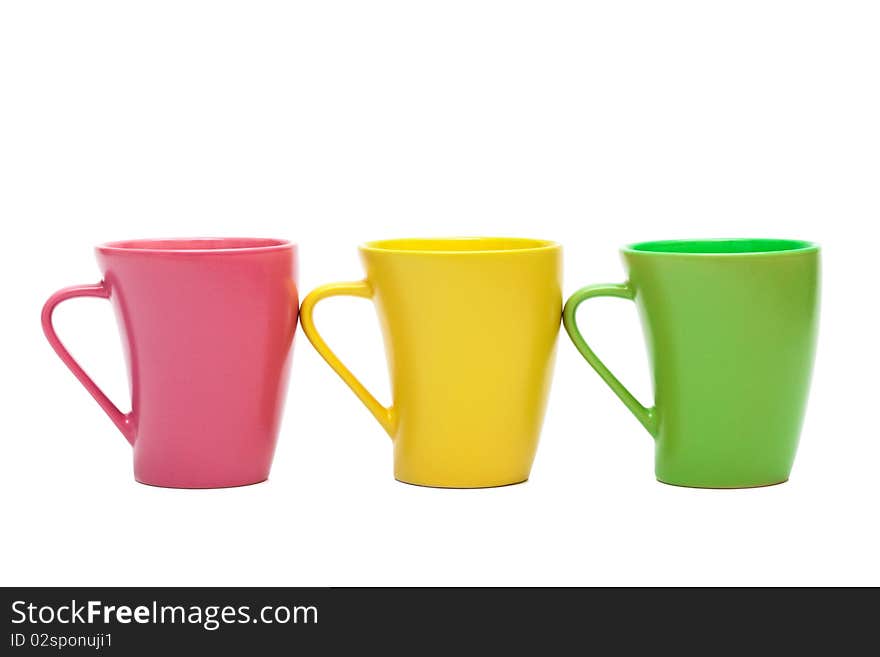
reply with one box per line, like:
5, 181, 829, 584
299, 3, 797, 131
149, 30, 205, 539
41, 238, 298, 488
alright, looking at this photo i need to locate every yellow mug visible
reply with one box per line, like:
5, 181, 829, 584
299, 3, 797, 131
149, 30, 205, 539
300, 237, 562, 488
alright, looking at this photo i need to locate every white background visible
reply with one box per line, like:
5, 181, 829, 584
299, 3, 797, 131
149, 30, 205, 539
1, 1, 878, 586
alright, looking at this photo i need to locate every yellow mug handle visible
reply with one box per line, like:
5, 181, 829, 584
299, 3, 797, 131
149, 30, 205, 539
299, 280, 396, 437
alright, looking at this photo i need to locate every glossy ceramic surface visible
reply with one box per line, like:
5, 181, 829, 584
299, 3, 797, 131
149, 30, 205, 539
41, 238, 299, 488
300, 237, 562, 488
563, 238, 820, 488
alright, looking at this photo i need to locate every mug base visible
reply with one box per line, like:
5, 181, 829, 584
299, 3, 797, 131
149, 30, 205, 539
395, 477, 528, 490
656, 477, 789, 490
135, 477, 268, 490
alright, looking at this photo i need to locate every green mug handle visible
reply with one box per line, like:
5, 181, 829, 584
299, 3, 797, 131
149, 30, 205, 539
563, 283, 658, 438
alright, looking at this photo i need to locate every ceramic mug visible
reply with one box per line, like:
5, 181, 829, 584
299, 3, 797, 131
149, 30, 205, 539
41, 238, 298, 488
300, 237, 562, 488
563, 238, 820, 488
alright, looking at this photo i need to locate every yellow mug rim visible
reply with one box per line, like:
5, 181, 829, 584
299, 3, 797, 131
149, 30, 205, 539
360, 236, 560, 255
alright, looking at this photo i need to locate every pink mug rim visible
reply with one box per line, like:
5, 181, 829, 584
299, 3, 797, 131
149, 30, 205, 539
96, 237, 294, 255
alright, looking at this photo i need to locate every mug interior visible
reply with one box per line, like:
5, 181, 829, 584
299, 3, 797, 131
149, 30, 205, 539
361, 237, 558, 254
98, 238, 291, 253
625, 238, 817, 255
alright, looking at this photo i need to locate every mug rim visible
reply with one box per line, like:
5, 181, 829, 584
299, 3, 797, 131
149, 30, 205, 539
622, 238, 819, 257
96, 237, 294, 255
359, 236, 560, 255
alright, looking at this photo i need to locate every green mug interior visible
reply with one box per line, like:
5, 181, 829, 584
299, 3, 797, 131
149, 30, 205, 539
625, 238, 818, 255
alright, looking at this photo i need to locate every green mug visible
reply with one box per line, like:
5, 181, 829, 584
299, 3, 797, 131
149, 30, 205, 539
563, 238, 820, 488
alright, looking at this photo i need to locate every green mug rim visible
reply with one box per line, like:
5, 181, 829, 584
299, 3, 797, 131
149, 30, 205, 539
622, 238, 819, 257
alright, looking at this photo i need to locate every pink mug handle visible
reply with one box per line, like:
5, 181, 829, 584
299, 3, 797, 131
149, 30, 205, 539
41, 283, 135, 445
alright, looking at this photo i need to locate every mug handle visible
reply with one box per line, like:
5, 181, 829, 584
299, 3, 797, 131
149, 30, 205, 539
563, 282, 658, 438
299, 280, 396, 437
41, 283, 135, 445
